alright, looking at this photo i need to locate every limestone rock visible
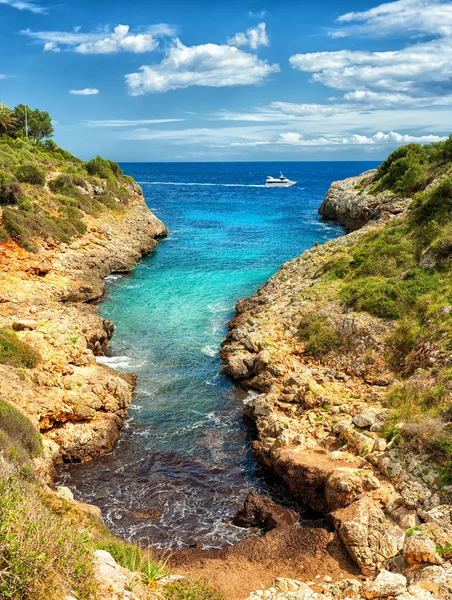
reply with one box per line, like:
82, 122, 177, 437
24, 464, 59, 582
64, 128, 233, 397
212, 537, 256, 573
403, 523, 452, 565
325, 467, 380, 511
364, 569, 407, 598
12, 319, 38, 331
333, 497, 403, 575
93, 550, 151, 600
323, 578, 362, 598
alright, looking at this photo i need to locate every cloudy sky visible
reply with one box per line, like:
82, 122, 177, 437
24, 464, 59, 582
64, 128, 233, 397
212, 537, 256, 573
1, 0, 451, 161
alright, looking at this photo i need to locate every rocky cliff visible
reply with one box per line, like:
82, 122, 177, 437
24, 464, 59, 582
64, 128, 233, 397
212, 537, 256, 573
222, 164, 452, 599
0, 157, 167, 480
318, 170, 410, 230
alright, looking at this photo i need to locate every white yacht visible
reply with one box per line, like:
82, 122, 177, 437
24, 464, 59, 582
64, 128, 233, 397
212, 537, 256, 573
265, 173, 296, 187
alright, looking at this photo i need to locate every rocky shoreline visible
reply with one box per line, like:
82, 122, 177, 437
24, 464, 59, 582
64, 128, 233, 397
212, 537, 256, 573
0, 182, 167, 481
221, 171, 452, 599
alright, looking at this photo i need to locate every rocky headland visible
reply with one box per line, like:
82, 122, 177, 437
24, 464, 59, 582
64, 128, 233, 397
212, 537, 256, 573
221, 154, 452, 600
0, 139, 177, 600
0, 173, 167, 480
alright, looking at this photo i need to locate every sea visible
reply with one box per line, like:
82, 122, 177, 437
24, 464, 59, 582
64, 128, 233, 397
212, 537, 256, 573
56, 161, 379, 549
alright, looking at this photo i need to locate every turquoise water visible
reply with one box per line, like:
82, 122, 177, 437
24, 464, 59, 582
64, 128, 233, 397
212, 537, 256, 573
57, 161, 378, 549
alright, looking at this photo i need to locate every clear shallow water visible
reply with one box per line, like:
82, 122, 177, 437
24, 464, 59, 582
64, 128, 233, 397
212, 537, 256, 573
57, 162, 378, 549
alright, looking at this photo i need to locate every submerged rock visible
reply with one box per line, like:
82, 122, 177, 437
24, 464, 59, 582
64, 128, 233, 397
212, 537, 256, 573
233, 489, 298, 530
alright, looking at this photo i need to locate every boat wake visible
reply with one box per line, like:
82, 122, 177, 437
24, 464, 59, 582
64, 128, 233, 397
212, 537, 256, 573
137, 181, 266, 188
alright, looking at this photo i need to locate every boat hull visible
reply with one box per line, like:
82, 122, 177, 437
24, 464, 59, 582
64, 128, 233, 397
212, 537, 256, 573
265, 180, 296, 188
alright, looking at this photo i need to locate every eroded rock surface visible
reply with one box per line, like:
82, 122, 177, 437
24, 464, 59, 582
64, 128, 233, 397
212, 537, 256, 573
0, 186, 167, 478
223, 170, 452, 597
318, 170, 410, 230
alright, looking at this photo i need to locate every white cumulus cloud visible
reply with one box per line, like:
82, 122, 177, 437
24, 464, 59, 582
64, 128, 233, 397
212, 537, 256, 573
76, 25, 158, 54
228, 22, 269, 49
289, 39, 452, 101
125, 39, 279, 94
70, 88, 99, 95
338, 0, 452, 37
291, 0, 452, 107
22, 24, 174, 54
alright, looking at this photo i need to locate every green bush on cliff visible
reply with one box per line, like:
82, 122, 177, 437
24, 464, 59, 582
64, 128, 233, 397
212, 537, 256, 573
381, 370, 452, 484
0, 180, 22, 205
16, 162, 45, 186
0, 131, 134, 250
0, 328, 41, 368
297, 313, 341, 357
372, 138, 452, 196
2, 200, 87, 251
48, 173, 82, 198
86, 155, 118, 180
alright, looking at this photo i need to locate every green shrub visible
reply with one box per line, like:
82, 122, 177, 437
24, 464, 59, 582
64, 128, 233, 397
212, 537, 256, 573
389, 317, 422, 361
341, 269, 439, 320
0, 168, 12, 189
48, 173, 81, 198
16, 162, 45, 186
86, 156, 114, 179
163, 579, 224, 600
412, 178, 452, 227
395, 162, 425, 195
376, 143, 426, 180
0, 180, 23, 204
436, 135, 452, 162
2, 202, 86, 249
0, 226, 9, 242
0, 328, 41, 368
108, 160, 122, 177
297, 313, 340, 357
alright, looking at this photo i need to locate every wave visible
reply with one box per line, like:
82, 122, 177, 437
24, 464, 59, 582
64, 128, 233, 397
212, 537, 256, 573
137, 181, 266, 188
96, 355, 145, 370
201, 345, 218, 357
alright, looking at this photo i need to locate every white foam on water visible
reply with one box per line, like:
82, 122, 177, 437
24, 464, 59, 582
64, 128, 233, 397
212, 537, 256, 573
104, 274, 124, 282
96, 355, 146, 370
201, 345, 218, 357
243, 390, 266, 405
137, 181, 266, 188
96, 355, 132, 367
207, 302, 234, 314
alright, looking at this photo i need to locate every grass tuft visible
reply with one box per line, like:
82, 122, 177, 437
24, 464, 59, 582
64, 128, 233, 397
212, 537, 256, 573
95, 539, 170, 584
0, 328, 41, 368
163, 578, 224, 600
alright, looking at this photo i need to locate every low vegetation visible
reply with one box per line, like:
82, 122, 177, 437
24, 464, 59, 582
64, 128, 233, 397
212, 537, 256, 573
0, 328, 41, 368
297, 313, 341, 357
372, 136, 452, 196
0, 476, 97, 600
0, 401, 95, 599
316, 140, 452, 483
0, 100, 136, 253
0, 398, 181, 599
163, 578, 224, 600
95, 539, 170, 585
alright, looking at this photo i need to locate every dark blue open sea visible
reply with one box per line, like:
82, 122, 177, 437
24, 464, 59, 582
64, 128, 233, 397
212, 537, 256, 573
57, 161, 378, 549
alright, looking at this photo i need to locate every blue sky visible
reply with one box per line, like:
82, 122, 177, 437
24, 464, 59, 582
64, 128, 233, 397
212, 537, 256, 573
1, 0, 452, 161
